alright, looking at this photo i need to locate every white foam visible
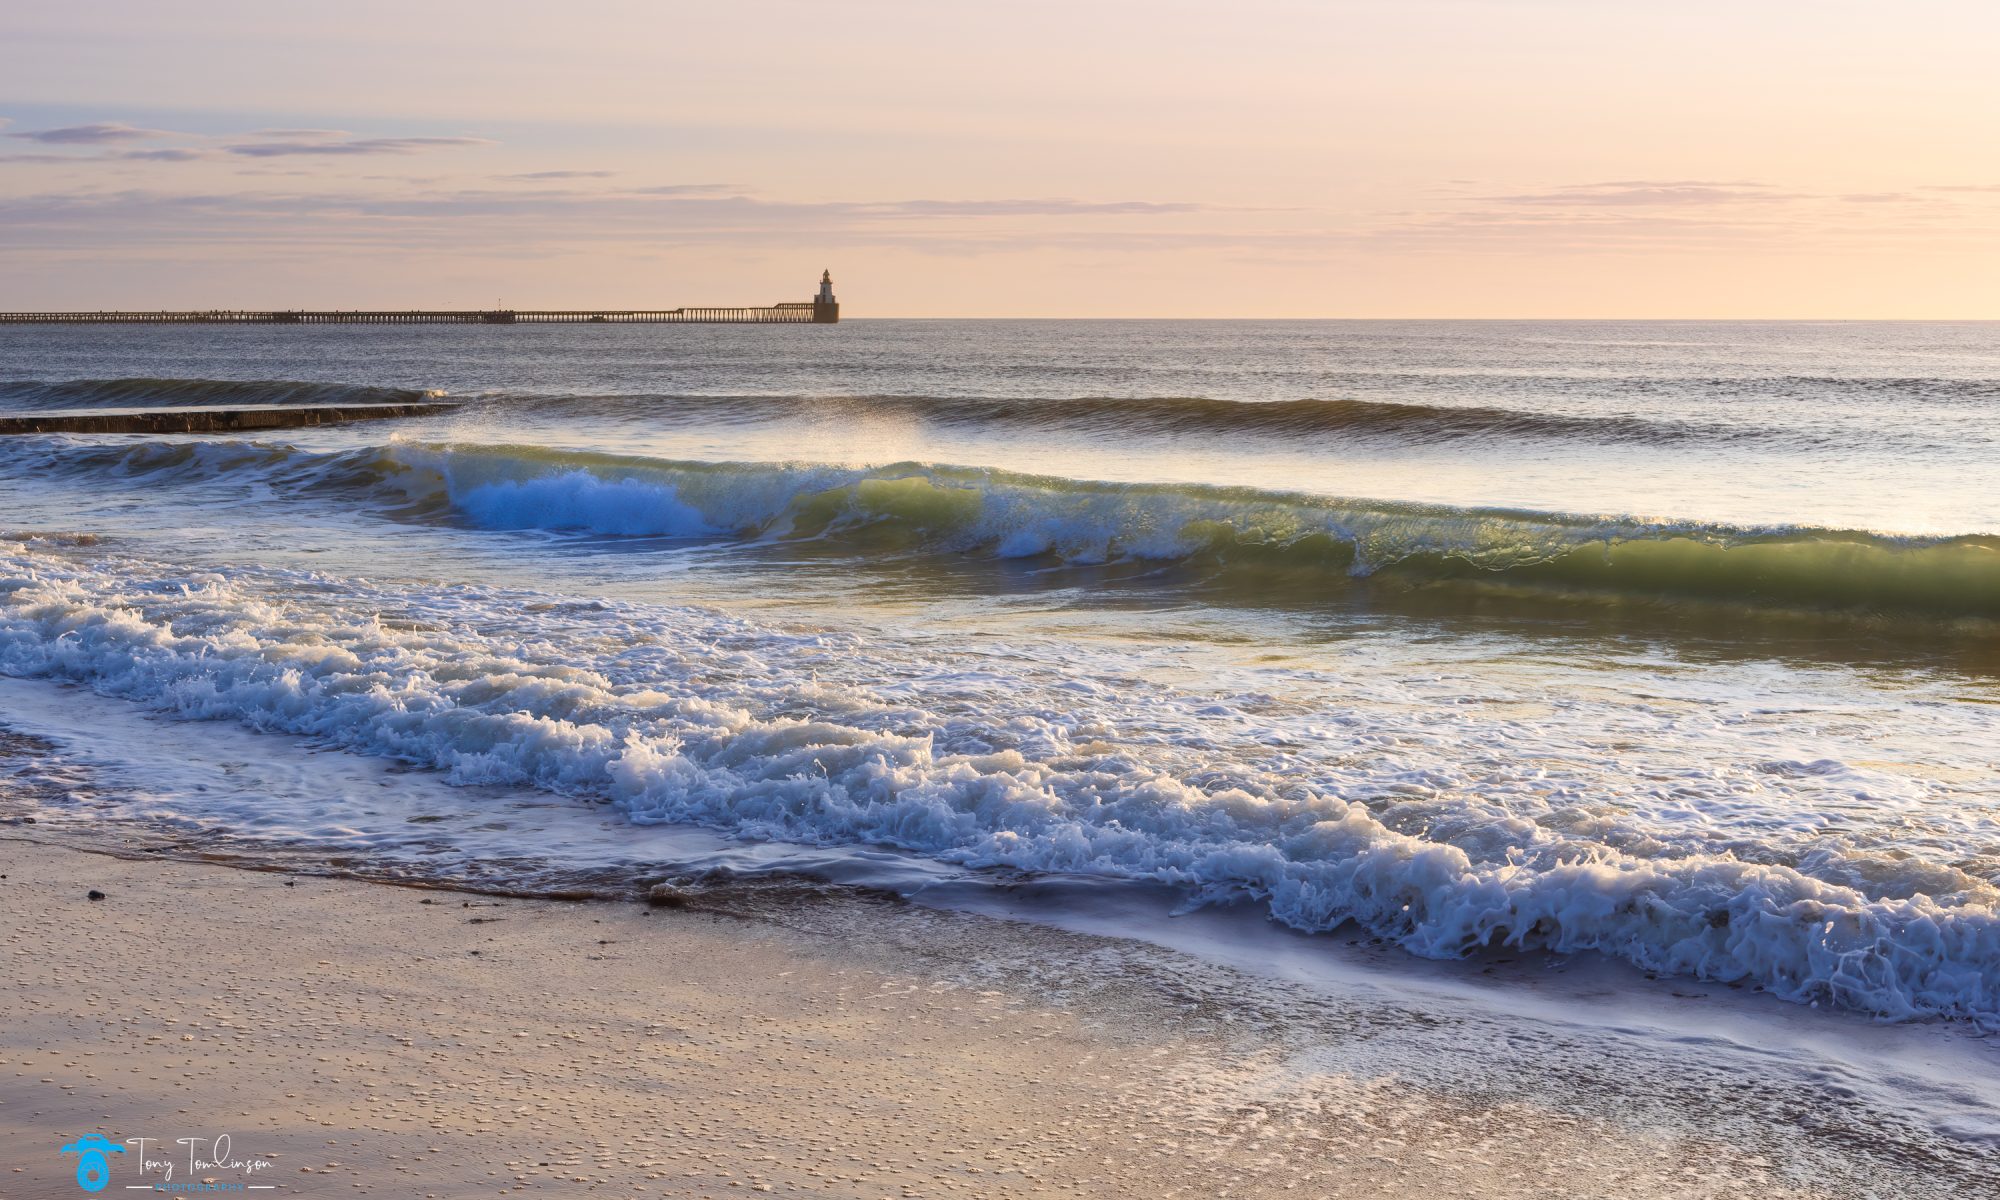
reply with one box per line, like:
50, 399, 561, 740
3, 539, 1998, 1024
11, 672, 1999, 1172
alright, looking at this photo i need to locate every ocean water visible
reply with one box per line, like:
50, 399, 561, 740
3, 320, 1998, 1025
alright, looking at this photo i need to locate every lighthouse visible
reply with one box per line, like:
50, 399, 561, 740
812, 269, 839, 323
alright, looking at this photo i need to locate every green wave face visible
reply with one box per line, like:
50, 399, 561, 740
10, 435, 1999, 624
378, 444, 2000, 622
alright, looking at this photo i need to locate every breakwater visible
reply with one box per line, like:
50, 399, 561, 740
0, 402, 455, 435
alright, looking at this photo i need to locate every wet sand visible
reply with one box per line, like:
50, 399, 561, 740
0, 835, 1987, 1199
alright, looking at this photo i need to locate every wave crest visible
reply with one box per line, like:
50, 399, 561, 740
3, 549, 1997, 1024
9, 436, 1999, 621
490, 390, 1746, 447
399, 444, 2000, 620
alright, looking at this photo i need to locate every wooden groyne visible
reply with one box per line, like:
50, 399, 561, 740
0, 402, 457, 436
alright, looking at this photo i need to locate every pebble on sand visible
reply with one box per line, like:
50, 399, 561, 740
646, 882, 696, 908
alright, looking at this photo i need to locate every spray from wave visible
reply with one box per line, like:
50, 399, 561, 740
479, 391, 1753, 447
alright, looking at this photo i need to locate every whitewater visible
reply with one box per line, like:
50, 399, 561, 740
2, 319, 1997, 1028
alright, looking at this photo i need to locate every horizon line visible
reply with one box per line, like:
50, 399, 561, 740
4, 310, 1999, 323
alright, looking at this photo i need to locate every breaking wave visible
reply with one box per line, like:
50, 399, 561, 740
2, 546, 1997, 1024
6, 436, 2000, 621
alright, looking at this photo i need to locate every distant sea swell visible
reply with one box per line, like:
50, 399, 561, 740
7, 433, 1999, 623
0, 375, 1893, 446
485, 375, 2000, 448
500, 390, 1745, 446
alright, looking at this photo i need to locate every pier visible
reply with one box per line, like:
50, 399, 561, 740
0, 272, 842, 326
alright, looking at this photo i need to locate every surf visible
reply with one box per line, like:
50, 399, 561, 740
17, 435, 1996, 623
3, 540, 1997, 1025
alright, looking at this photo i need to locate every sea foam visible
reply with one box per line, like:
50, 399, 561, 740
4, 540, 1997, 1024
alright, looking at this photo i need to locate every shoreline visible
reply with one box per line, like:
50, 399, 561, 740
2, 677, 1999, 1199
5, 831, 1996, 1199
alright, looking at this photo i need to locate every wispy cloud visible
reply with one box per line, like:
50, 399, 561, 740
1370, 175, 2000, 257
0, 121, 492, 165
127, 148, 211, 162
0, 147, 213, 165
629, 183, 745, 196
857, 198, 1204, 217
0, 185, 1224, 261
225, 135, 496, 158
496, 169, 618, 181
1586, 179, 1766, 189
1381, 208, 1794, 251
7, 122, 172, 145
1484, 181, 1805, 207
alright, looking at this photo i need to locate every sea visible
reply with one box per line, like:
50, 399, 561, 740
2, 319, 1997, 1044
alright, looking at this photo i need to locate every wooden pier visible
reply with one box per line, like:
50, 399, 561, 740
0, 272, 843, 326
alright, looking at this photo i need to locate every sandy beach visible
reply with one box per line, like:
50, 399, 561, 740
4, 828, 1991, 1200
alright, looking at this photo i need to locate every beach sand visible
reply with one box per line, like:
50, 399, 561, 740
0, 834, 1983, 1199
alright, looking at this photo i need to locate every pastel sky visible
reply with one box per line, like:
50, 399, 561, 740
3, 1, 1997, 317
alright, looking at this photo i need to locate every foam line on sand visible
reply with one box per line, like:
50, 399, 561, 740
4, 836, 1996, 1198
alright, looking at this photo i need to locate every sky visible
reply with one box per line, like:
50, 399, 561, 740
2, 0, 1997, 317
